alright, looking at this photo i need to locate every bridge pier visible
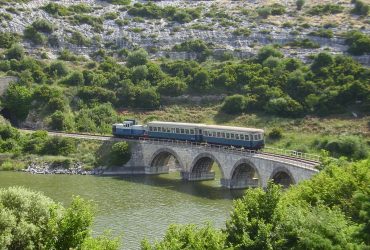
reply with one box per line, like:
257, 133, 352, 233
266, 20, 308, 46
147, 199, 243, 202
181, 171, 215, 181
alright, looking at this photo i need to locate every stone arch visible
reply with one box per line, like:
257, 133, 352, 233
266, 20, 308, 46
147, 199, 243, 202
189, 152, 225, 178
230, 158, 261, 188
270, 166, 295, 188
149, 148, 184, 170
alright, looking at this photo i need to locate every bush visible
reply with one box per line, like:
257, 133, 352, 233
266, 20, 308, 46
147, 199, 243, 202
3, 84, 33, 121
5, 44, 24, 60
0, 32, 19, 49
110, 141, 131, 165
31, 19, 54, 33
315, 136, 368, 160
0, 187, 120, 249
265, 96, 303, 117
268, 128, 283, 140
134, 88, 160, 109
42, 136, 77, 156
257, 45, 283, 62
157, 77, 187, 96
352, 0, 369, 16
62, 71, 85, 85
308, 4, 344, 15
50, 111, 75, 131
69, 32, 92, 46
221, 94, 247, 115
23, 26, 47, 45
345, 30, 370, 56
296, 0, 305, 10
126, 49, 148, 67
49, 61, 69, 77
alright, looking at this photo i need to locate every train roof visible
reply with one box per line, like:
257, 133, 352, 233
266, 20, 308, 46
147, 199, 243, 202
147, 121, 263, 133
204, 124, 264, 133
148, 121, 206, 127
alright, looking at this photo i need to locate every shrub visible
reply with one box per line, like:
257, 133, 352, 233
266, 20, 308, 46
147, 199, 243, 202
0, 187, 120, 249
288, 39, 320, 48
352, 0, 369, 16
221, 94, 246, 114
296, 0, 305, 10
23, 26, 47, 45
31, 19, 54, 33
0, 32, 19, 49
268, 128, 283, 140
314, 136, 368, 160
265, 96, 303, 117
257, 45, 283, 62
134, 88, 160, 109
50, 111, 75, 131
3, 83, 33, 121
157, 78, 187, 96
308, 4, 344, 15
42, 136, 76, 156
49, 61, 69, 77
42, 2, 70, 16
5, 44, 24, 60
309, 29, 333, 38
110, 141, 131, 165
126, 49, 148, 67
345, 30, 370, 55
232, 28, 251, 37
69, 32, 91, 46
62, 71, 85, 86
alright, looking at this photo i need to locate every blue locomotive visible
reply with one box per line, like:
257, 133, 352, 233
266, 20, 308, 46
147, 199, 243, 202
112, 120, 265, 149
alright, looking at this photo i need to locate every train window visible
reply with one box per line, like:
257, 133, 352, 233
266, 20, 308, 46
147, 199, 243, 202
213, 132, 216, 137
167, 128, 170, 133
236, 134, 240, 140
221, 132, 225, 138
231, 133, 234, 139
154, 127, 157, 132
254, 134, 258, 140
181, 129, 185, 134
226, 133, 230, 139
203, 131, 207, 136
185, 129, 189, 134
245, 134, 249, 140
175, 128, 179, 133
190, 129, 194, 134
240, 134, 244, 140
258, 134, 262, 140
216, 132, 220, 137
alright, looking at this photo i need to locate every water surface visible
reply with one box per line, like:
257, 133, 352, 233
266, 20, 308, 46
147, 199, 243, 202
0, 171, 244, 249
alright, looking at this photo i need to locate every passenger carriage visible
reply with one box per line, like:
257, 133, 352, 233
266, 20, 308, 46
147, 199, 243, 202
202, 125, 264, 149
147, 121, 204, 141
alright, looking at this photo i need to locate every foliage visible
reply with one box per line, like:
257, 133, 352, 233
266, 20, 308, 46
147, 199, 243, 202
296, 0, 305, 10
0, 32, 19, 49
225, 182, 283, 249
127, 49, 148, 67
352, 0, 369, 16
157, 77, 187, 96
128, 3, 200, 23
0, 187, 120, 249
268, 128, 283, 140
5, 44, 24, 60
221, 94, 247, 114
345, 30, 370, 56
314, 136, 368, 160
2, 83, 33, 121
309, 28, 333, 38
308, 4, 344, 15
31, 19, 54, 33
42, 136, 77, 156
110, 141, 131, 166
141, 223, 226, 250
256, 45, 283, 62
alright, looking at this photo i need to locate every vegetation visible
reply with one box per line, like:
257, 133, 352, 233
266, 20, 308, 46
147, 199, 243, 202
308, 4, 344, 15
0, 186, 120, 249
352, 0, 369, 16
143, 159, 370, 249
345, 30, 370, 55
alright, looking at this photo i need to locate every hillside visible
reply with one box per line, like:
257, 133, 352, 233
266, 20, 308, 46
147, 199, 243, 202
0, 0, 369, 63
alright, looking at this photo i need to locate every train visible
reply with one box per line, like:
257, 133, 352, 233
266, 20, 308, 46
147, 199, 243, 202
112, 120, 265, 149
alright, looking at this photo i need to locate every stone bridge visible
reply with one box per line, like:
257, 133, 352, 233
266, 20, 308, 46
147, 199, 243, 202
104, 138, 320, 189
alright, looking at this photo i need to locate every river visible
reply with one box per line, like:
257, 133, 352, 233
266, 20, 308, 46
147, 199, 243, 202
0, 171, 245, 249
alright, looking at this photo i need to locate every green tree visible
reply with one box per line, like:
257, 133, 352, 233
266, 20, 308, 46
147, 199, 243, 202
42, 136, 76, 156
5, 44, 24, 60
134, 88, 160, 109
62, 71, 85, 85
221, 94, 246, 114
110, 141, 131, 166
50, 111, 75, 131
141, 223, 226, 250
127, 49, 148, 67
0, 187, 120, 250
3, 84, 33, 121
257, 45, 283, 62
157, 78, 187, 96
225, 182, 283, 249
190, 70, 211, 92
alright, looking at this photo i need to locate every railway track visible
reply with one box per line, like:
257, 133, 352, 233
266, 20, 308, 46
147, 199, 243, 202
19, 128, 321, 168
